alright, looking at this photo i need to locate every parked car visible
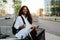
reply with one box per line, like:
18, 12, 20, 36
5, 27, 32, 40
5, 17, 11, 20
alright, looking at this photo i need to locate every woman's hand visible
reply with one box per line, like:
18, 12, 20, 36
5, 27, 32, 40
31, 25, 39, 31
20, 24, 26, 29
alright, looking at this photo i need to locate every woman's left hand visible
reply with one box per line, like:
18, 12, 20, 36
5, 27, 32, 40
31, 25, 39, 31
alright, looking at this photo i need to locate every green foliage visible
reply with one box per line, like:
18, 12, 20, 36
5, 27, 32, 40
3, 0, 7, 3
13, 0, 21, 15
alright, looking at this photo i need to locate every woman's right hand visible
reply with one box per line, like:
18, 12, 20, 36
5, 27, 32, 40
20, 24, 26, 29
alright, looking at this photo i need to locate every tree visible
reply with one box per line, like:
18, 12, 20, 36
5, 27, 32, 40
13, 0, 21, 15
3, 0, 7, 3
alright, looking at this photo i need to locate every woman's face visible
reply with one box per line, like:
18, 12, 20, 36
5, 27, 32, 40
23, 7, 28, 15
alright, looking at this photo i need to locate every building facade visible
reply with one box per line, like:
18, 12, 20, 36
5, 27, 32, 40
45, 0, 60, 16
44, 0, 51, 16
51, 0, 60, 16
0, 0, 6, 16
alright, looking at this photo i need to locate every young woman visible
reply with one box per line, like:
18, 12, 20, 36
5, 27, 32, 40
14, 6, 37, 40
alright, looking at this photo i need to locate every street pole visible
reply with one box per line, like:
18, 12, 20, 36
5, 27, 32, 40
0, 27, 1, 34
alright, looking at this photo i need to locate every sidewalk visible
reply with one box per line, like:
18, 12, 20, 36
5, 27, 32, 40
39, 16, 60, 22
0, 32, 60, 40
45, 32, 60, 40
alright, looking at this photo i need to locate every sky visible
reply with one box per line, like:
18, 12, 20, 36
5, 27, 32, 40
21, 0, 44, 13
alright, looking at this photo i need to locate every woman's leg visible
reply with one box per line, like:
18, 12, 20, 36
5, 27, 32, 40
30, 28, 37, 40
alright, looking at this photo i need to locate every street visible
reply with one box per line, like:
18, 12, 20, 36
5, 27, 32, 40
0, 18, 14, 26
38, 18, 60, 36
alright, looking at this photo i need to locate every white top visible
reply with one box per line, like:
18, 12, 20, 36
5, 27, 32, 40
14, 15, 32, 39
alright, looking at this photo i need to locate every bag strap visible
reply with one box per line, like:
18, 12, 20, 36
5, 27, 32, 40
13, 15, 26, 30
21, 15, 26, 24
14, 15, 26, 24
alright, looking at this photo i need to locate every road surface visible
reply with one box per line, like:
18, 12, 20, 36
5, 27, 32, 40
38, 18, 60, 36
